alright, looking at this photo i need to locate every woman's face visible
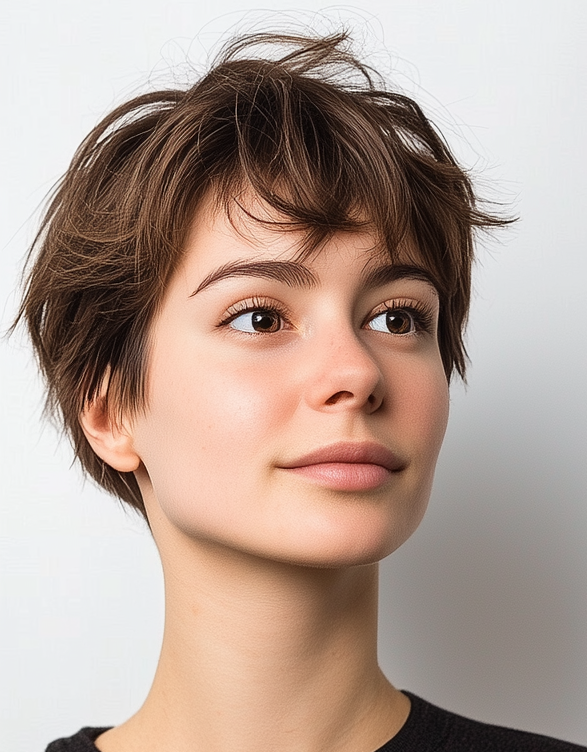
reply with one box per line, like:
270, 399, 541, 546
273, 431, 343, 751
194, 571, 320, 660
130, 196, 449, 568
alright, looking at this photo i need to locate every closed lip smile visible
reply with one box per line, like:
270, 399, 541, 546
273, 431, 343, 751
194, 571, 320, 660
277, 441, 404, 491
278, 441, 404, 472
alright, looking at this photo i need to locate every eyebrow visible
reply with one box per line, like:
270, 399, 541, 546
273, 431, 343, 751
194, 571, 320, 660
190, 259, 438, 296
361, 263, 439, 295
191, 260, 318, 295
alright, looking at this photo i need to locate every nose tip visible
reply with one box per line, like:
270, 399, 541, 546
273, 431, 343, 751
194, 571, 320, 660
305, 332, 385, 414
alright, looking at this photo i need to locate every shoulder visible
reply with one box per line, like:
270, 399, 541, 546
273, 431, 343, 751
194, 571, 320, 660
383, 692, 587, 752
45, 727, 111, 752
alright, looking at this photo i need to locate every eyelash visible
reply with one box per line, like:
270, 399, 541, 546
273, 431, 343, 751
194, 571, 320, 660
219, 296, 292, 331
218, 296, 436, 336
367, 298, 436, 336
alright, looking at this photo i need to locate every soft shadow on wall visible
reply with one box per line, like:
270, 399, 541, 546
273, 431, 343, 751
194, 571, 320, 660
378, 374, 587, 746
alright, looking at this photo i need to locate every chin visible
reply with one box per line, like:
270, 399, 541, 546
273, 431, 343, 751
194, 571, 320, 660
145, 477, 431, 572
263, 509, 427, 570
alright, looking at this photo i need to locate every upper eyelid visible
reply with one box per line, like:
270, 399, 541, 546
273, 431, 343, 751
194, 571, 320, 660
370, 296, 435, 310
366, 297, 437, 320
224, 296, 290, 315
222, 295, 435, 316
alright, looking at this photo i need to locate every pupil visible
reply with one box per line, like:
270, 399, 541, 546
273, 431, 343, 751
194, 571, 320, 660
386, 310, 411, 334
252, 311, 278, 332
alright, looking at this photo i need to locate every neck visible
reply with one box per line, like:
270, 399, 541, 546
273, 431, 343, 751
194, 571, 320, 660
96, 522, 409, 752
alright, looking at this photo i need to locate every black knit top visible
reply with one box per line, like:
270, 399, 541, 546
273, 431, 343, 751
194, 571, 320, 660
46, 692, 586, 751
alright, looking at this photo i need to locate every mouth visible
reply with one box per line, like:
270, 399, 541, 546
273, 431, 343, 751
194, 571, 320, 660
277, 441, 404, 492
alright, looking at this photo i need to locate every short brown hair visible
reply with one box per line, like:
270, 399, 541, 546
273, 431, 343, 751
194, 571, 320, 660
15, 31, 510, 518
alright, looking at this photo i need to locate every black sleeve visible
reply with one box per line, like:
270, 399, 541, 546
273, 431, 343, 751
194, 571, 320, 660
376, 693, 587, 752
45, 727, 111, 751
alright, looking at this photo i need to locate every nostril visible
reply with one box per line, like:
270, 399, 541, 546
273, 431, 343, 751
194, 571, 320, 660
325, 390, 353, 405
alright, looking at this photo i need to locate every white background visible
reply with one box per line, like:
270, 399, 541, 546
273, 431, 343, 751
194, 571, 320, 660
1, 1, 586, 749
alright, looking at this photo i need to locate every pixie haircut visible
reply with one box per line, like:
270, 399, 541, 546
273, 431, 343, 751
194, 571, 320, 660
16, 32, 509, 518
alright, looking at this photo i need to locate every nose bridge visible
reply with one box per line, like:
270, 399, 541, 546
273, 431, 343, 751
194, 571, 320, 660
305, 315, 384, 411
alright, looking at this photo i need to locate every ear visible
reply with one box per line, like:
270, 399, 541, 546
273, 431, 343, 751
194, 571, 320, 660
79, 396, 141, 473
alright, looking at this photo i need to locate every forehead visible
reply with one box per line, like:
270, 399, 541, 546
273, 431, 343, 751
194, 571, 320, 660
181, 190, 433, 284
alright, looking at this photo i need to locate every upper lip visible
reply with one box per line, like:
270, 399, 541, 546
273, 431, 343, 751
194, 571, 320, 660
278, 441, 403, 472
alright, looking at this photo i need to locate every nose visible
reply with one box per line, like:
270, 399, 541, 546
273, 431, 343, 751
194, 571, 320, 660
303, 324, 385, 414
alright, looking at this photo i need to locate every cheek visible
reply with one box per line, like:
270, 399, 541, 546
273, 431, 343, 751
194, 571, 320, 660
131, 340, 293, 511
394, 354, 450, 461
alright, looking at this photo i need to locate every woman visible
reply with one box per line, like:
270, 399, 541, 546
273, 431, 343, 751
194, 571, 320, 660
16, 31, 585, 752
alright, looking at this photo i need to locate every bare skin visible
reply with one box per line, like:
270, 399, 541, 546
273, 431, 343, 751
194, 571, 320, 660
95, 532, 410, 752
83, 195, 448, 752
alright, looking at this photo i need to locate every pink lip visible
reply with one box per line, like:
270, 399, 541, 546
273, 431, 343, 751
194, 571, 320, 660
277, 441, 404, 491
279, 441, 403, 471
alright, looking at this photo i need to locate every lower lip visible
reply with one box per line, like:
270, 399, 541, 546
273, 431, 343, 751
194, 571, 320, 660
283, 463, 392, 491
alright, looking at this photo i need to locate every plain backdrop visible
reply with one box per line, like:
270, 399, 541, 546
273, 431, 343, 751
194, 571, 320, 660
1, 1, 586, 750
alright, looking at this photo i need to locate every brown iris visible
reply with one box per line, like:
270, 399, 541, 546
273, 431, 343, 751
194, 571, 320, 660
251, 310, 281, 332
385, 310, 414, 335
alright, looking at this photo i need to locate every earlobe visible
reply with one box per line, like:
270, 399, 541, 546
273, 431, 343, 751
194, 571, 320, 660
79, 397, 141, 473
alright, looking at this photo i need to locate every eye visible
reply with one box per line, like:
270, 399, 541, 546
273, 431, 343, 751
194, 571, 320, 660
229, 309, 282, 333
367, 308, 417, 335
